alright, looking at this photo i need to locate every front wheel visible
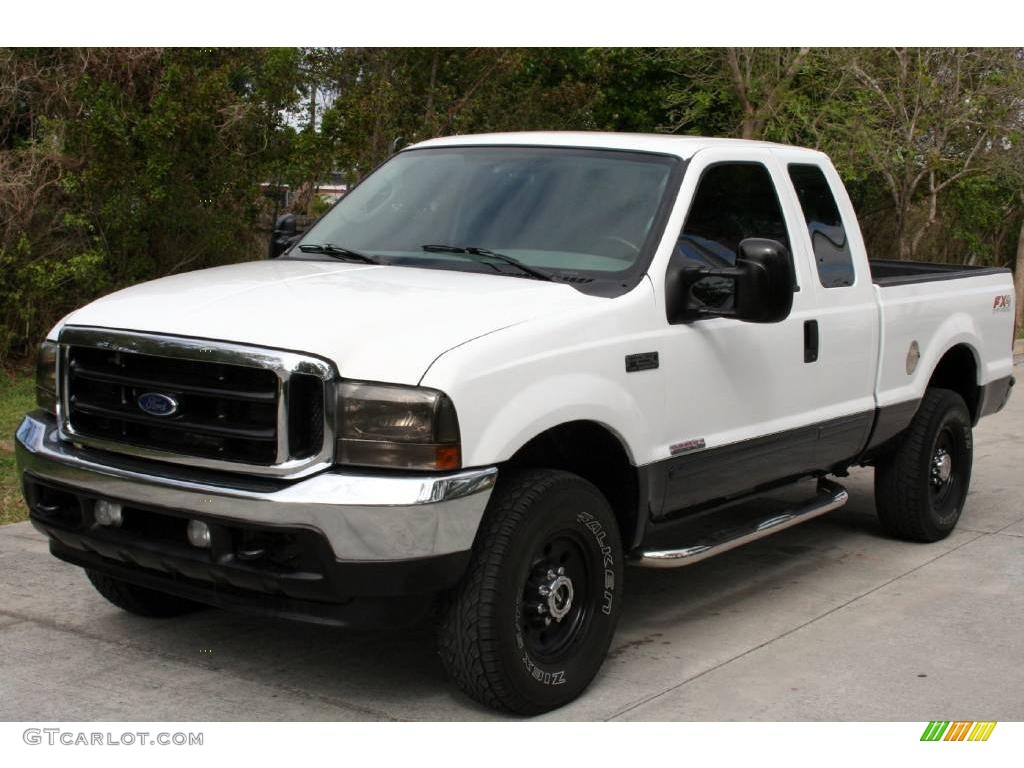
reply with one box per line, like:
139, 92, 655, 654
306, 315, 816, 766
438, 469, 624, 715
874, 388, 973, 542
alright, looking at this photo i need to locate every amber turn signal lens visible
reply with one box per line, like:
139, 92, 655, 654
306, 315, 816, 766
336, 438, 462, 471
434, 445, 462, 471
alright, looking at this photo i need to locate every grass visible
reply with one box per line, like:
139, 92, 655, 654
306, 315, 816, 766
1, 370, 34, 525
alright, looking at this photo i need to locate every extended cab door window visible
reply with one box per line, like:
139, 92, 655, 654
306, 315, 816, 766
787, 163, 855, 288
675, 162, 792, 309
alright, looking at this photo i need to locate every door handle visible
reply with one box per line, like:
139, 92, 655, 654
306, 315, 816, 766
804, 320, 819, 363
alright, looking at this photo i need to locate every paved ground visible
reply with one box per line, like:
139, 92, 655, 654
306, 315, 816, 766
2, 370, 1021, 721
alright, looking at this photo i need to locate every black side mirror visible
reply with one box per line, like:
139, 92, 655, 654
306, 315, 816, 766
666, 238, 794, 324
268, 214, 298, 259
731, 238, 795, 323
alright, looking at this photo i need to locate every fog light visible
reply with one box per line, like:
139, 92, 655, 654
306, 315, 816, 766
187, 520, 211, 549
94, 500, 122, 527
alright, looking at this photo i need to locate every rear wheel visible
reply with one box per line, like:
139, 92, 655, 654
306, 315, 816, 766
874, 388, 973, 542
86, 570, 204, 618
438, 469, 623, 715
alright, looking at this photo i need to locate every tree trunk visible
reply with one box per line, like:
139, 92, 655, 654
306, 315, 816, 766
1015, 216, 1024, 339
740, 108, 756, 140
908, 171, 937, 260
895, 207, 909, 260
308, 83, 317, 131
424, 50, 439, 136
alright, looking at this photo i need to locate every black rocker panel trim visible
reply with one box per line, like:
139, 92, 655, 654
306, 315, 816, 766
653, 411, 874, 519
977, 375, 1014, 422
863, 398, 922, 454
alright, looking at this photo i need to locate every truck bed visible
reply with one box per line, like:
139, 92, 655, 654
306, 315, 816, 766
869, 258, 1015, 423
869, 259, 1010, 287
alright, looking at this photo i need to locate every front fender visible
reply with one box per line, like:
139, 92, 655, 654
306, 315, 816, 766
463, 372, 648, 467
419, 282, 663, 469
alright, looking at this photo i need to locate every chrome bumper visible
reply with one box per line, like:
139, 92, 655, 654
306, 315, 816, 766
15, 412, 497, 561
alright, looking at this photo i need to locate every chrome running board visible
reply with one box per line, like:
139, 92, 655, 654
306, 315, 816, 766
633, 479, 849, 569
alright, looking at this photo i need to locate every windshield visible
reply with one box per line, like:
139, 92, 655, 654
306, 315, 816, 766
291, 146, 678, 286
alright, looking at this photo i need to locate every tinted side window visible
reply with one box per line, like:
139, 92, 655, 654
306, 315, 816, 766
676, 163, 791, 308
788, 164, 855, 288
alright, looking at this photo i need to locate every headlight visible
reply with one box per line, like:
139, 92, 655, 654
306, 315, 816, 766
35, 340, 59, 415
335, 381, 461, 471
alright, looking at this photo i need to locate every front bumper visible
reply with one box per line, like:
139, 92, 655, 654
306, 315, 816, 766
15, 412, 497, 624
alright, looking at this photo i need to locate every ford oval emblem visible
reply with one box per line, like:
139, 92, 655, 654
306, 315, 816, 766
137, 392, 179, 417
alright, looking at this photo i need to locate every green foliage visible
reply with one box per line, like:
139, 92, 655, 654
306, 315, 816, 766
1, 46, 1022, 363
813, 48, 1024, 261
0, 371, 34, 525
583, 48, 676, 132
0, 239, 109, 359
67, 49, 288, 280
0, 47, 300, 362
944, 171, 1023, 267
308, 194, 334, 218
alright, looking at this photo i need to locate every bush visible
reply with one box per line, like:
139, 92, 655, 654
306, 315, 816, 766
0, 48, 300, 363
0, 238, 109, 361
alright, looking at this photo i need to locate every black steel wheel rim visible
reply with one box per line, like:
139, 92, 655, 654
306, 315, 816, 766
520, 529, 593, 664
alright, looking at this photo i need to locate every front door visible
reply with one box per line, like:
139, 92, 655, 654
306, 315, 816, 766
655, 147, 865, 516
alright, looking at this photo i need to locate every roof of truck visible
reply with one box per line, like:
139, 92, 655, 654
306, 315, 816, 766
408, 131, 825, 160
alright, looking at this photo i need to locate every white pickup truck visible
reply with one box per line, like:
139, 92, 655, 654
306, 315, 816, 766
16, 132, 1015, 714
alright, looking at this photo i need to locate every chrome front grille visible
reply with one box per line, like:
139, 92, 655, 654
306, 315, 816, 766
58, 327, 335, 478
67, 346, 280, 464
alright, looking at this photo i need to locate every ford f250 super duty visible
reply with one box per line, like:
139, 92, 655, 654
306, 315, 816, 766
15, 132, 1015, 715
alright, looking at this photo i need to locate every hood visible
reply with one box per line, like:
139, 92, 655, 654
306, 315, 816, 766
58, 259, 598, 384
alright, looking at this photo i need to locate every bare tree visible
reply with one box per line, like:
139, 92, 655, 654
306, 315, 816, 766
663, 48, 814, 140
1016, 191, 1024, 339
724, 48, 811, 139
835, 48, 1024, 260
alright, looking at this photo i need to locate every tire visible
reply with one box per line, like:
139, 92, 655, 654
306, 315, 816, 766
86, 570, 204, 618
438, 469, 624, 715
874, 388, 973, 543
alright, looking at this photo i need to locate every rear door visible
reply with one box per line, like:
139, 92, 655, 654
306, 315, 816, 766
771, 149, 880, 433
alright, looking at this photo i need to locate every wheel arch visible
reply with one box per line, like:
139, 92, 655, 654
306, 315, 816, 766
504, 420, 644, 550
926, 342, 981, 423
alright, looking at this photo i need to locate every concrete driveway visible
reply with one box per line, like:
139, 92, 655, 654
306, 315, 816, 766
2, 370, 1021, 721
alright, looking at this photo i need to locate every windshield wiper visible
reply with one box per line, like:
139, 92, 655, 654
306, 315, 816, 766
299, 243, 380, 264
421, 244, 556, 282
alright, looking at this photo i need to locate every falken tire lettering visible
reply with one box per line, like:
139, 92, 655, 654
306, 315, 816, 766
576, 511, 616, 615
